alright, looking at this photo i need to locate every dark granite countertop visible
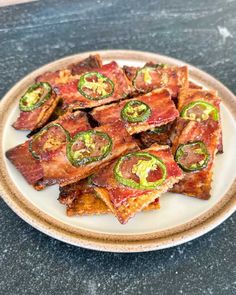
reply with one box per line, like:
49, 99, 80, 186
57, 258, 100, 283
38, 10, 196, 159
0, 1, 235, 294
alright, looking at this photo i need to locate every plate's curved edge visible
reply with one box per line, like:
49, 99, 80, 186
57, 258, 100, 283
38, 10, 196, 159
0, 49, 236, 252
0, 179, 235, 252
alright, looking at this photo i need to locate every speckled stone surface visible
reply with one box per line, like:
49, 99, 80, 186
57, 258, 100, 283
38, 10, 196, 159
0, 1, 235, 294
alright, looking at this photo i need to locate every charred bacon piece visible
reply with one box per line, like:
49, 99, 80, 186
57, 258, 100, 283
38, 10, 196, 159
13, 82, 60, 131
58, 179, 160, 216
91, 89, 178, 135
123, 63, 188, 98
92, 144, 183, 224
6, 111, 90, 189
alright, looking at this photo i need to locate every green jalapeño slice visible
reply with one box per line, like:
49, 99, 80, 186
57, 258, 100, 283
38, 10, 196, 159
66, 130, 112, 167
29, 123, 70, 160
121, 100, 151, 123
175, 141, 210, 172
180, 100, 219, 122
114, 151, 167, 190
78, 72, 114, 100
147, 124, 169, 134
19, 82, 52, 112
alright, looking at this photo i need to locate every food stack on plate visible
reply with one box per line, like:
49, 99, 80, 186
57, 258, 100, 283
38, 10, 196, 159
6, 54, 222, 224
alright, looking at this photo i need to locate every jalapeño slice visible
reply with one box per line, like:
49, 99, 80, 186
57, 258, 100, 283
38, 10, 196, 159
19, 82, 52, 112
175, 141, 210, 172
78, 72, 114, 100
66, 130, 112, 167
121, 100, 151, 123
114, 151, 167, 190
147, 124, 169, 134
29, 123, 70, 160
180, 100, 219, 122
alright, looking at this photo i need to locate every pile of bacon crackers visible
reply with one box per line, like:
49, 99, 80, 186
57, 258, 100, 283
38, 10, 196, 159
6, 54, 222, 224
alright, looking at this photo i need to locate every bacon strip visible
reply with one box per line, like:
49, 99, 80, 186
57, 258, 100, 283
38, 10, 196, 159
58, 180, 160, 216
171, 118, 220, 199
37, 61, 132, 110
91, 89, 178, 135
92, 144, 183, 224
36, 55, 103, 87
6, 141, 44, 185
55, 61, 132, 110
36, 55, 103, 120
13, 91, 60, 131
178, 88, 223, 153
40, 122, 138, 187
68, 54, 103, 75
6, 111, 90, 188
178, 88, 220, 114
123, 64, 188, 97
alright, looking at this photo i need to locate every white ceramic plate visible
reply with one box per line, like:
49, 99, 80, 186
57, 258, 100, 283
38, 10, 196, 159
0, 50, 235, 252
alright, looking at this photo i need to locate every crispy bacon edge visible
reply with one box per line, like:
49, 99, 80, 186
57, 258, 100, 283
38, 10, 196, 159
123, 64, 189, 98
58, 180, 160, 216
170, 118, 220, 200
6, 111, 91, 189
55, 61, 133, 110
178, 88, 223, 153
40, 121, 139, 187
13, 91, 60, 131
36, 55, 103, 86
92, 144, 183, 224
91, 89, 179, 135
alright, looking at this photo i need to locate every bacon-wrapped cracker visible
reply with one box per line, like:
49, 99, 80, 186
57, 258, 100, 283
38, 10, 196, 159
58, 179, 160, 216
171, 118, 220, 199
123, 63, 188, 98
6, 111, 90, 188
36, 55, 103, 87
92, 144, 183, 224
13, 83, 60, 131
38, 61, 132, 110
39, 122, 138, 187
178, 88, 223, 153
36, 55, 103, 120
91, 89, 178, 135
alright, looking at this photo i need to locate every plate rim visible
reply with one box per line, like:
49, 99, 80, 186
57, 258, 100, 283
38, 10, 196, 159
0, 49, 235, 252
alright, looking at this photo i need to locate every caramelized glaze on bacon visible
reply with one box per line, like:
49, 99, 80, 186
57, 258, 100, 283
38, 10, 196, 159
93, 144, 183, 223
40, 122, 138, 187
178, 88, 223, 153
36, 55, 103, 87
93, 146, 182, 206
171, 118, 220, 199
13, 91, 60, 131
91, 89, 178, 134
68, 54, 103, 75
178, 88, 220, 113
58, 179, 160, 216
6, 111, 90, 188
123, 64, 188, 97
55, 111, 90, 137
56, 61, 133, 110
6, 142, 44, 185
